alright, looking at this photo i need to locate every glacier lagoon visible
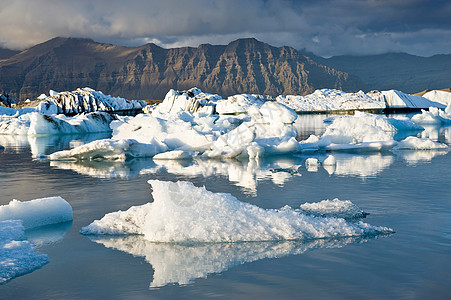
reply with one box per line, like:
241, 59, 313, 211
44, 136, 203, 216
0, 114, 450, 299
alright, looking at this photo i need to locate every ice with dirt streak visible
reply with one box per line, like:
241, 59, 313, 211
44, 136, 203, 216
81, 180, 393, 242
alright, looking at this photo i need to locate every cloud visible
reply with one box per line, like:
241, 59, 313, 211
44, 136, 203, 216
0, 0, 450, 56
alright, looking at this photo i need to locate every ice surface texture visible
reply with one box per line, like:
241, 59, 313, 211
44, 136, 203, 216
0, 112, 115, 135
0, 197, 73, 283
0, 220, 49, 284
0, 197, 73, 229
81, 180, 393, 242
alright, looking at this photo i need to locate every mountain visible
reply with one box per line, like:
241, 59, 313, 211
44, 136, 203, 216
0, 47, 20, 60
318, 53, 451, 93
0, 37, 361, 101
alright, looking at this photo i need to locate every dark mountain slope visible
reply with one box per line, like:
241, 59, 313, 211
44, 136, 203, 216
319, 53, 451, 93
0, 37, 362, 101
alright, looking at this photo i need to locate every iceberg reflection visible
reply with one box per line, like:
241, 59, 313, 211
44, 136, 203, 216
88, 235, 380, 289
49, 153, 399, 192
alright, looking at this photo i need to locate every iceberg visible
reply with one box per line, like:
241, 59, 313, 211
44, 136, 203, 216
0, 112, 115, 135
422, 90, 451, 107
0, 197, 72, 284
0, 220, 49, 284
302, 112, 423, 152
215, 94, 269, 114
299, 198, 368, 220
393, 136, 448, 150
0, 196, 73, 229
371, 90, 446, 109
411, 105, 451, 125
48, 138, 168, 161
277, 89, 385, 112
36, 88, 147, 115
81, 180, 393, 242
154, 88, 220, 114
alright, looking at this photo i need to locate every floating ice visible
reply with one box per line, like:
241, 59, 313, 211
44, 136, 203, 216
371, 90, 446, 109
48, 138, 168, 161
306, 112, 423, 152
153, 150, 197, 160
36, 88, 147, 115
411, 106, 451, 125
111, 113, 214, 151
81, 180, 393, 242
0, 112, 115, 135
154, 88, 220, 114
393, 136, 448, 150
277, 89, 385, 112
422, 90, 451, 107
215, 94, 268, 114
0, 220, 49, 284
299, 199, 368, 220
0, 197, 73, 230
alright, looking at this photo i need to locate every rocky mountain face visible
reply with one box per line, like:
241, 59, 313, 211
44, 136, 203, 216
318, 53, 451, 93
0, 47, 20, 60
0, 37, 361, 101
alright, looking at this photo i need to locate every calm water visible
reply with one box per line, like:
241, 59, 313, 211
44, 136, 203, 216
0, 115, 450, 299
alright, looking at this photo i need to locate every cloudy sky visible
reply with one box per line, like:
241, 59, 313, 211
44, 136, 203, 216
0, 0, 450, 57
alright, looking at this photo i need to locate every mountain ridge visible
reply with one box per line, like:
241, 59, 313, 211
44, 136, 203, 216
317, 52, 451, 93
0, 37, 362, 101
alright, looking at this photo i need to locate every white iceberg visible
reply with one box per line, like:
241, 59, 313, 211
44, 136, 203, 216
215, 94, 269, 114
0, 220, 49, 284
0, 112, 115, 135
411, 106, 451, 125
81, 180, 393, 242
393, 136, 448, 150
48, 138, 168, 161
299, 198, 368, 220
36, 88, 147, 115
0, 197, 72, 284
154, 88, 220, 114
422, 90, 451, 107
371, 90, 446, 109
0, 196, 73, 229
303, 112, 423, 152
277, 89, 385, 112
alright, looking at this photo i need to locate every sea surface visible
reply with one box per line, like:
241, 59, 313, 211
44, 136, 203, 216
0, 114, 450, 299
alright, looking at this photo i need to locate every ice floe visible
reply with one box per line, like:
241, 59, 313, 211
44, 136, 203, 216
370, 90, 446, 109
81, 180, 393, 242
276, 89, 385, 112
393, 136, 448, 150
153, 88, 220, 114
36, 88, 147, 115
299, 198, 368, 220
48, 138, 168, 161
411, 105, 451, 125
0, 220, 49, 284
0, 197, 73, 284
422, 90, 451, 107
0, 197, 73, 229
0, 112, 115, 135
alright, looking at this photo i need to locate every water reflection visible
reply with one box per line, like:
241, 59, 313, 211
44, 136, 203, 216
49, 148, 449, 194
88, 235, 379, 289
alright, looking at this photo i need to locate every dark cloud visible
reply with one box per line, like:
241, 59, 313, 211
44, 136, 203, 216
0, 0, 450, 57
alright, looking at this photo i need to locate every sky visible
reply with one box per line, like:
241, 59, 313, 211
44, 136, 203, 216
0, 0, 450, 57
